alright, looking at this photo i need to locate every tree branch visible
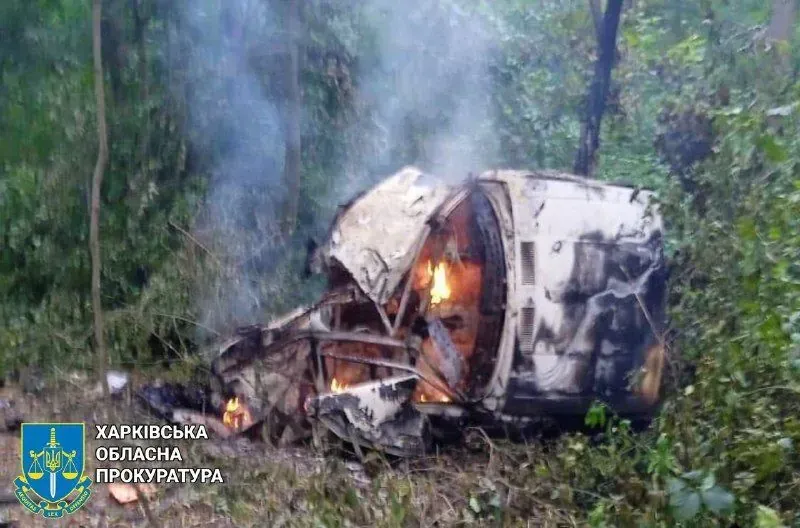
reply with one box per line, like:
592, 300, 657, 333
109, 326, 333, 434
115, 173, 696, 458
574, 0, 624, 177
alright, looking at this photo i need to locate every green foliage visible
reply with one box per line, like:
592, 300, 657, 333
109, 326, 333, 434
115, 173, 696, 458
0, 0, 203, 375
667, 471, 735, 520
488, 0, 593, 169
554, 52, 800, 524
2, 0, 800, 525
585, 401, 608, 429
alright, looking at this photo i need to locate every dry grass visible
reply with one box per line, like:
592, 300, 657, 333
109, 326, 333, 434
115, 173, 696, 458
0, 372, 582, 528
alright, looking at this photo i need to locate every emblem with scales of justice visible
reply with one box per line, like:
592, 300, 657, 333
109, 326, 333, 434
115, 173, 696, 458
27, 427, 78, 499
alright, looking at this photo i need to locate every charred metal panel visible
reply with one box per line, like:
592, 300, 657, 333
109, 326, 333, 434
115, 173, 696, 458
216, 336, 315, 425
427, 318, 465, 386
471, 191, 506, 316
318, 167, 453, 304
307, 375, 428, 455
473, 178, 517, 409
495, 171, 665, 408
465, 189, 507, 398
212, 168, 667, 453
522, 230, 666, 395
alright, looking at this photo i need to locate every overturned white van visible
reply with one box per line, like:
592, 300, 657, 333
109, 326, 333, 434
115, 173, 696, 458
211, 167, 667, 455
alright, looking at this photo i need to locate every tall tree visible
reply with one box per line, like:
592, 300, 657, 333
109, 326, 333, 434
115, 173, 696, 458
133, 0, 150, 163
91, 0, 109, 393
282, 0, 302, 235
574, 0, 624, 177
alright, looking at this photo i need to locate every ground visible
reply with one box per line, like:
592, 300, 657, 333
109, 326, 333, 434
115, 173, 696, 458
0, 374, 579, 527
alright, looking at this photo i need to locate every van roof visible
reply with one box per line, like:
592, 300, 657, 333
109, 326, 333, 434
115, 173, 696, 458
477, 169, 655, 193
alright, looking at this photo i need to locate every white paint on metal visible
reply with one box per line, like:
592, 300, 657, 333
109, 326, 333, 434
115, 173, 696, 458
320, 166, 453, 304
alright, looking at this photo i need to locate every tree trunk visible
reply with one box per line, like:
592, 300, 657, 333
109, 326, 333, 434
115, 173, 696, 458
767, 0, 796, 42
91, 0, 109, 395
133, 0, 149, 162
282, 0, 302, 236
574, 0, 624, 177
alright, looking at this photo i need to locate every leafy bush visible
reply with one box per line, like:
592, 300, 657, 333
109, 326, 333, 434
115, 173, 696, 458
544, 90, 800, 527
2, 1, 800, 525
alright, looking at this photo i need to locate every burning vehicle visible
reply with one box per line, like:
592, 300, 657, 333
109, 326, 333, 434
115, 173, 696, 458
211, 167, 667, 455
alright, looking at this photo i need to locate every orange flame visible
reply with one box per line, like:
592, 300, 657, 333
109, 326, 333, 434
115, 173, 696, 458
222, 397, 252, 431
330, 377, 347, 393
417, 391, 451, 404
427, 261, 451, 305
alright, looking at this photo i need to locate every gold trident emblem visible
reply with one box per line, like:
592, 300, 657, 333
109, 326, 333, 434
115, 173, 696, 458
27, 428, 78, 499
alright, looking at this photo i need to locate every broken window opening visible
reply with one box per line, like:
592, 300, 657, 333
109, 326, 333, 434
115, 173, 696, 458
321, 189, 506, 406
406, 192, 493, 403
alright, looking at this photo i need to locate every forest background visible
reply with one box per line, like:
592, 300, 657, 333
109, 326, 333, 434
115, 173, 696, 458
1, 0, 799, 525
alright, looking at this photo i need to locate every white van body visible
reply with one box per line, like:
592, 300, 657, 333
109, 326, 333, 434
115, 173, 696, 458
212, 168, 667, 454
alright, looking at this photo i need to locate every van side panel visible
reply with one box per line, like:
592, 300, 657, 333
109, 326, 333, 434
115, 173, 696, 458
493, 172, 666, 413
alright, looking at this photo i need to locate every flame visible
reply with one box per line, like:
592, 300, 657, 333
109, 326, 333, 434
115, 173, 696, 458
225, 397, 240, 414
427, 260, 451, 305
417, 392, 451, 403
330, 377, 347, 393
222, 397, 252, 431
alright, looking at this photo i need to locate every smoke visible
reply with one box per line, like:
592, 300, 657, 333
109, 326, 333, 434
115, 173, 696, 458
351, 0, 501, 190
173, 0, 295, 330
172, 0, 502, 330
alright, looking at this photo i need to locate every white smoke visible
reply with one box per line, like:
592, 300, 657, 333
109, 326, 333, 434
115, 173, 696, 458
172, 0, 502, 330
173, 0, 293, 330
341, 0, 501, 195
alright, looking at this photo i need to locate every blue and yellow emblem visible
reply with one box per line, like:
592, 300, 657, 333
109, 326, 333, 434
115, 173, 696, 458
14, 423, 92, 518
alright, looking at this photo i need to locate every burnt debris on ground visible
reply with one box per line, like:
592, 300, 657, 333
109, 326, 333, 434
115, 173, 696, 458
139, 167, 668, 458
